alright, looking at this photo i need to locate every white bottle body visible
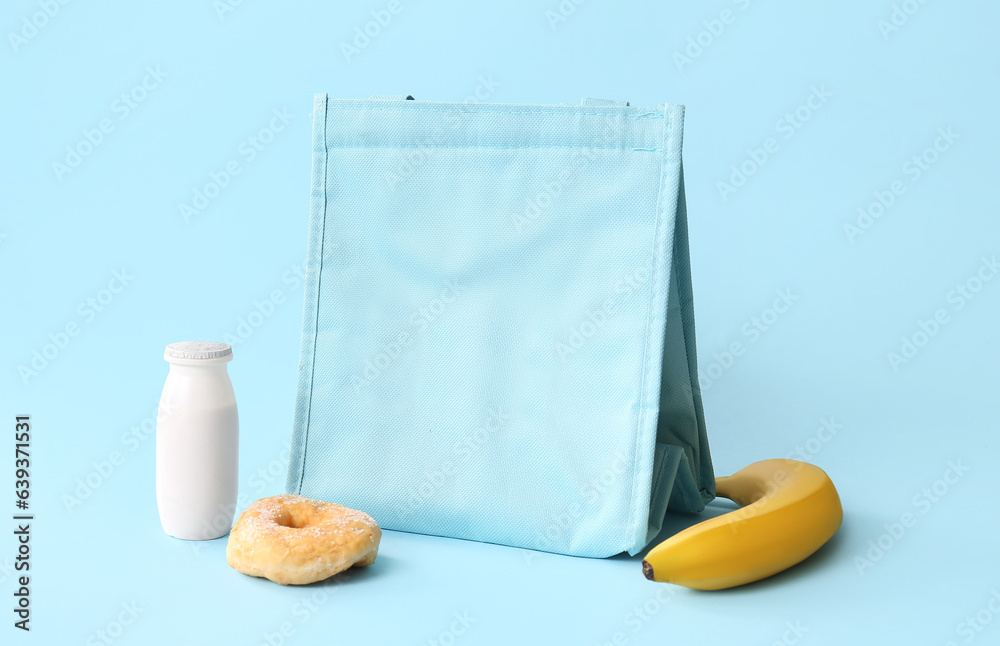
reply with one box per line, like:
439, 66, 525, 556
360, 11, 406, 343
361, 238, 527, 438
156, 356, 239, 540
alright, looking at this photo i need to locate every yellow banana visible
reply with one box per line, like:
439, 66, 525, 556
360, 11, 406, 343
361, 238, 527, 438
642, 459, 843, 590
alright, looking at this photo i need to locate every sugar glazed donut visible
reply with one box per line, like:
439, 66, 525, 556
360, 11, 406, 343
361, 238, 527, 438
226, 494, 381, 585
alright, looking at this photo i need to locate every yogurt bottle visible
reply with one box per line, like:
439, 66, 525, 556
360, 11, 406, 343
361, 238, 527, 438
156, 341, 239, 540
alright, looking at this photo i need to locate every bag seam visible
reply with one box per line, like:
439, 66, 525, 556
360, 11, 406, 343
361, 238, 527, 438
296, 94, 330, 494
325, 104, 668, 119
320, 144, 664, 152
624, 107, 673, 550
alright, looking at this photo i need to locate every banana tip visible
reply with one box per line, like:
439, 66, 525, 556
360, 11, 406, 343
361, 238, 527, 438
641, 560, 654, 581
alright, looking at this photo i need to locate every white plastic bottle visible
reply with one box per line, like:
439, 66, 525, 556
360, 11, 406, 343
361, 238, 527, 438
156, 341, 239, 540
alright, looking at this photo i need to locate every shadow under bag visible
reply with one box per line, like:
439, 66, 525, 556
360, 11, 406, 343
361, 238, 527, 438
287, 95, 714, 557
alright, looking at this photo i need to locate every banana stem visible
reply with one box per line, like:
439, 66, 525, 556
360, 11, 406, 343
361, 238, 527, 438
714, 475, 736, 501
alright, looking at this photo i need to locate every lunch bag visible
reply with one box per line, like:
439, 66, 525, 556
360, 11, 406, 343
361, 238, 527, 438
287, 95, 714, 557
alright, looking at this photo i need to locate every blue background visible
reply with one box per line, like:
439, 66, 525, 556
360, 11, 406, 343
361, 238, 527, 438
3, 0, 999, 644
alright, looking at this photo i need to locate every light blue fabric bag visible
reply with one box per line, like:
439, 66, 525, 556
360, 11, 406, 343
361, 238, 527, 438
287, 95, 714, 557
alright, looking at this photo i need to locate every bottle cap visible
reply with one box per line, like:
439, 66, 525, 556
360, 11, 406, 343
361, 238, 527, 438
164, 341, 233, 363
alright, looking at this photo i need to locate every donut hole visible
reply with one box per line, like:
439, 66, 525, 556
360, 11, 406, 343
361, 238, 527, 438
274, 505, 313, 529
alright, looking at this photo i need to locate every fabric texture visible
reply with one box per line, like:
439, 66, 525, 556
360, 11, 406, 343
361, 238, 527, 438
287, 95, 714, 557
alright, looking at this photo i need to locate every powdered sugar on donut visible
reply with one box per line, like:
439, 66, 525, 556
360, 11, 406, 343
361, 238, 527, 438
226, 494, 381, 585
